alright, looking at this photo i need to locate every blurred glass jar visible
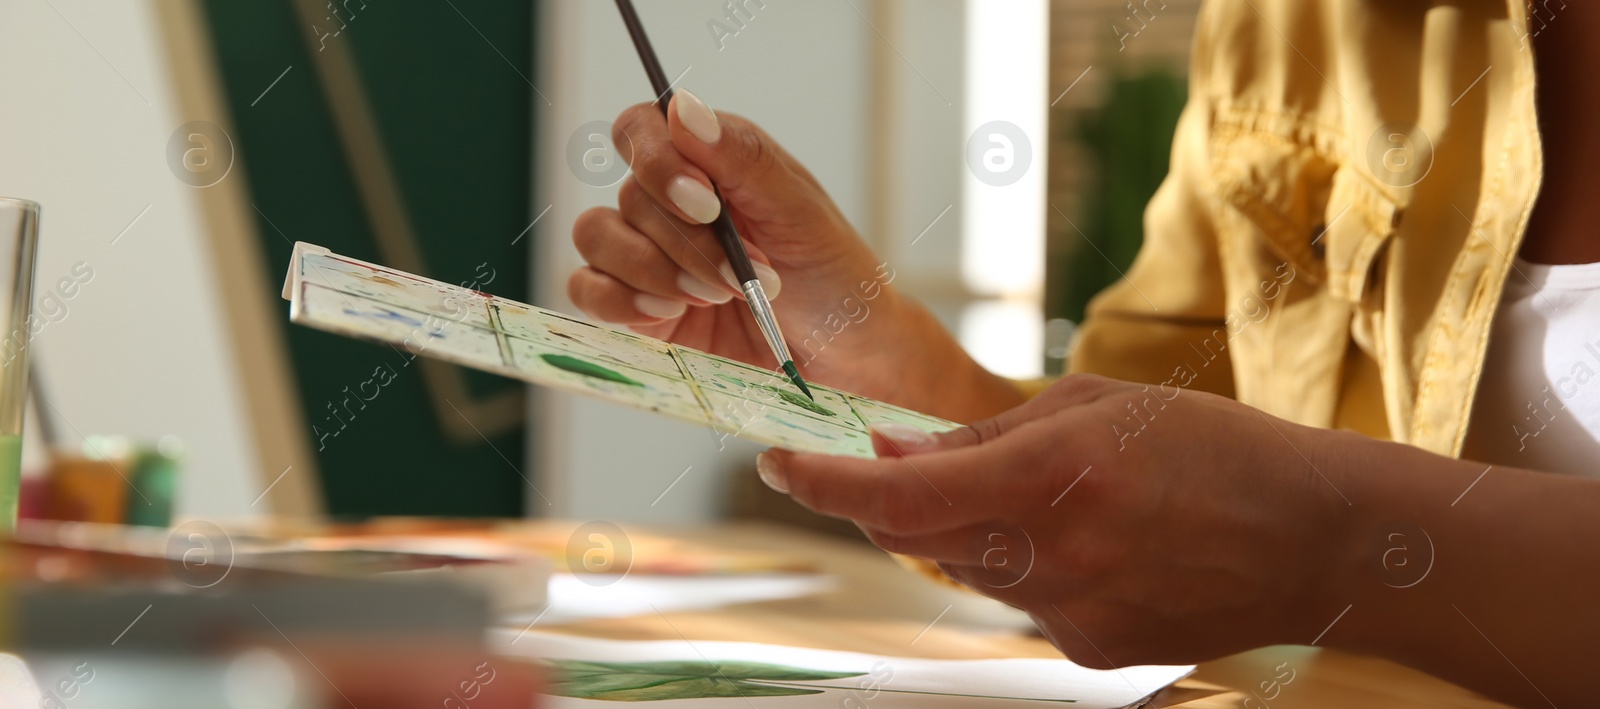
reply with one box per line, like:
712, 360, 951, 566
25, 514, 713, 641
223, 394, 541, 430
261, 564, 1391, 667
0, 197, 40, 535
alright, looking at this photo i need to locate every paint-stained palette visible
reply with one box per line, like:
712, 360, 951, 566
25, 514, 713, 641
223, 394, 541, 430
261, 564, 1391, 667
283, 243, 958, 457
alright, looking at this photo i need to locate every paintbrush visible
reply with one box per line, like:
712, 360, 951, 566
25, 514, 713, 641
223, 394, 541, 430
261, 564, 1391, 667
612, 0, 814, 402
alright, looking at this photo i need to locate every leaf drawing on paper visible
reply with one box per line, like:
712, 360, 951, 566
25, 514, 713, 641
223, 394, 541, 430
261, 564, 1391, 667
543, 659, 863, 701
540, 354, 643, 387
773, 388, 834, 416
712, 373, 836, 417
541, 658, 1080, 703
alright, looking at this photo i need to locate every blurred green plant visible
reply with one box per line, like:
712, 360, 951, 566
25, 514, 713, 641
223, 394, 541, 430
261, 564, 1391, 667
1052, 69, 1187, 324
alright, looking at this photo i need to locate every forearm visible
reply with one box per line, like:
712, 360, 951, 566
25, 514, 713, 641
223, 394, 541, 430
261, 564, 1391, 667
1324, 431, 1600, 706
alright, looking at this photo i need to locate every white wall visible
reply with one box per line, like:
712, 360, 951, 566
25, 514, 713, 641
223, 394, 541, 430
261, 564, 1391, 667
0, 0, 260, 519
534, 0, 882, 524
872, 0, 967, 313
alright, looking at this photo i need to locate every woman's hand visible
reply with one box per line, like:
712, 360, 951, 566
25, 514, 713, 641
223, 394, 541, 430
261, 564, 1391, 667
757, 374, 1356, 666
569, 91, 1022, 420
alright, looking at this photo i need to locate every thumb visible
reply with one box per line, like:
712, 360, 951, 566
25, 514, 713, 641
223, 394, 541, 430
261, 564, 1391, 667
871, 416, 1010, 458
870, 416, 1010, 458
668, 90, 818, 219
871, 375, 1114, 458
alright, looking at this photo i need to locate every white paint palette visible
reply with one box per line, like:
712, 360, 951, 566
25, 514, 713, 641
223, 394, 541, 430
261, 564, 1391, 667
282, 242, 958, 457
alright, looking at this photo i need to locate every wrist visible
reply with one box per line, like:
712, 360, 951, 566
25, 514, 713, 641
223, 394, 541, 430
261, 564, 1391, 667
1305, 431, 1443, 656
787, 252, 1025, 422
1262, 424, 1368, 646
869, 292, 1026, 422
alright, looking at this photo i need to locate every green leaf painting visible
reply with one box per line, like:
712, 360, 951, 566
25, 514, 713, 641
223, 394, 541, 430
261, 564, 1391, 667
542, 658, 1080, 703
544, 659, 863, 701
541, 354, 644, 387
774, 389, 835, 417
710, 373, 838, 418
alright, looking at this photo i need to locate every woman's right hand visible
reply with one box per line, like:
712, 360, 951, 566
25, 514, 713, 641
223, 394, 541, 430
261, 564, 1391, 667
569, 91, 1019, 419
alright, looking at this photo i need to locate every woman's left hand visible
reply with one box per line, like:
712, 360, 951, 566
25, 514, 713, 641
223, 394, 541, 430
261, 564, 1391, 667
757, 374, 1357, 667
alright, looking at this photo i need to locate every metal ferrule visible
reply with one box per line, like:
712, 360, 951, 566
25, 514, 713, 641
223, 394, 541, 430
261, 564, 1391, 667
741, 279, 793, 365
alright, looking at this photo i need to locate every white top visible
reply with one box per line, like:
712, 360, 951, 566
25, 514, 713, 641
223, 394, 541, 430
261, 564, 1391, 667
1462, 258, 1600, 476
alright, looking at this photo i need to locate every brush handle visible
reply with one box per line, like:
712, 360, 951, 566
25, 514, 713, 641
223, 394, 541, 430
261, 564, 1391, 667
708, 200, 759, 284
614, 0, 760, 286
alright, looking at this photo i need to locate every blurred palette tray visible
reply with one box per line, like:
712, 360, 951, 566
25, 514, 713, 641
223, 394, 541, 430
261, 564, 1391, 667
281, 242, 957, 457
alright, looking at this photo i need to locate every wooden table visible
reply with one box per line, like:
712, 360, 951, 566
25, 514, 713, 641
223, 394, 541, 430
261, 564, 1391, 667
531, 522, 1510, 708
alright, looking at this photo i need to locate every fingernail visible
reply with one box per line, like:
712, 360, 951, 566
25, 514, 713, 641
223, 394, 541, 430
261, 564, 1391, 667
873, 423, 939, 453
677, 271, 733, 304
719, 261, 783, 300
676, 89, 721, 144
756, 452, 788, 493
634, 293, 687, 319
668, 176, 721, 224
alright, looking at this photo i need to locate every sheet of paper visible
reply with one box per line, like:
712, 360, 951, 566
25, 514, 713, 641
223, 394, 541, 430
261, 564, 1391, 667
501, 573, 837, 626
283, 243, 958, 456
491, 630, 1193, 707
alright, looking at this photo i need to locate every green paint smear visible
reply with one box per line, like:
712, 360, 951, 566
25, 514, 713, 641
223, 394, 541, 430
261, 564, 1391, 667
541, 354, 642, 387
776, 389, 833, 416
711, 373, 835, 416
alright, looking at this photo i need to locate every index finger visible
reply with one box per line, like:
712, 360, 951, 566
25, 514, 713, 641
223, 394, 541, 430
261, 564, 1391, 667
917, 374, 1120, 453
613, 103, 722, 226
768, 438, 1027, 536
